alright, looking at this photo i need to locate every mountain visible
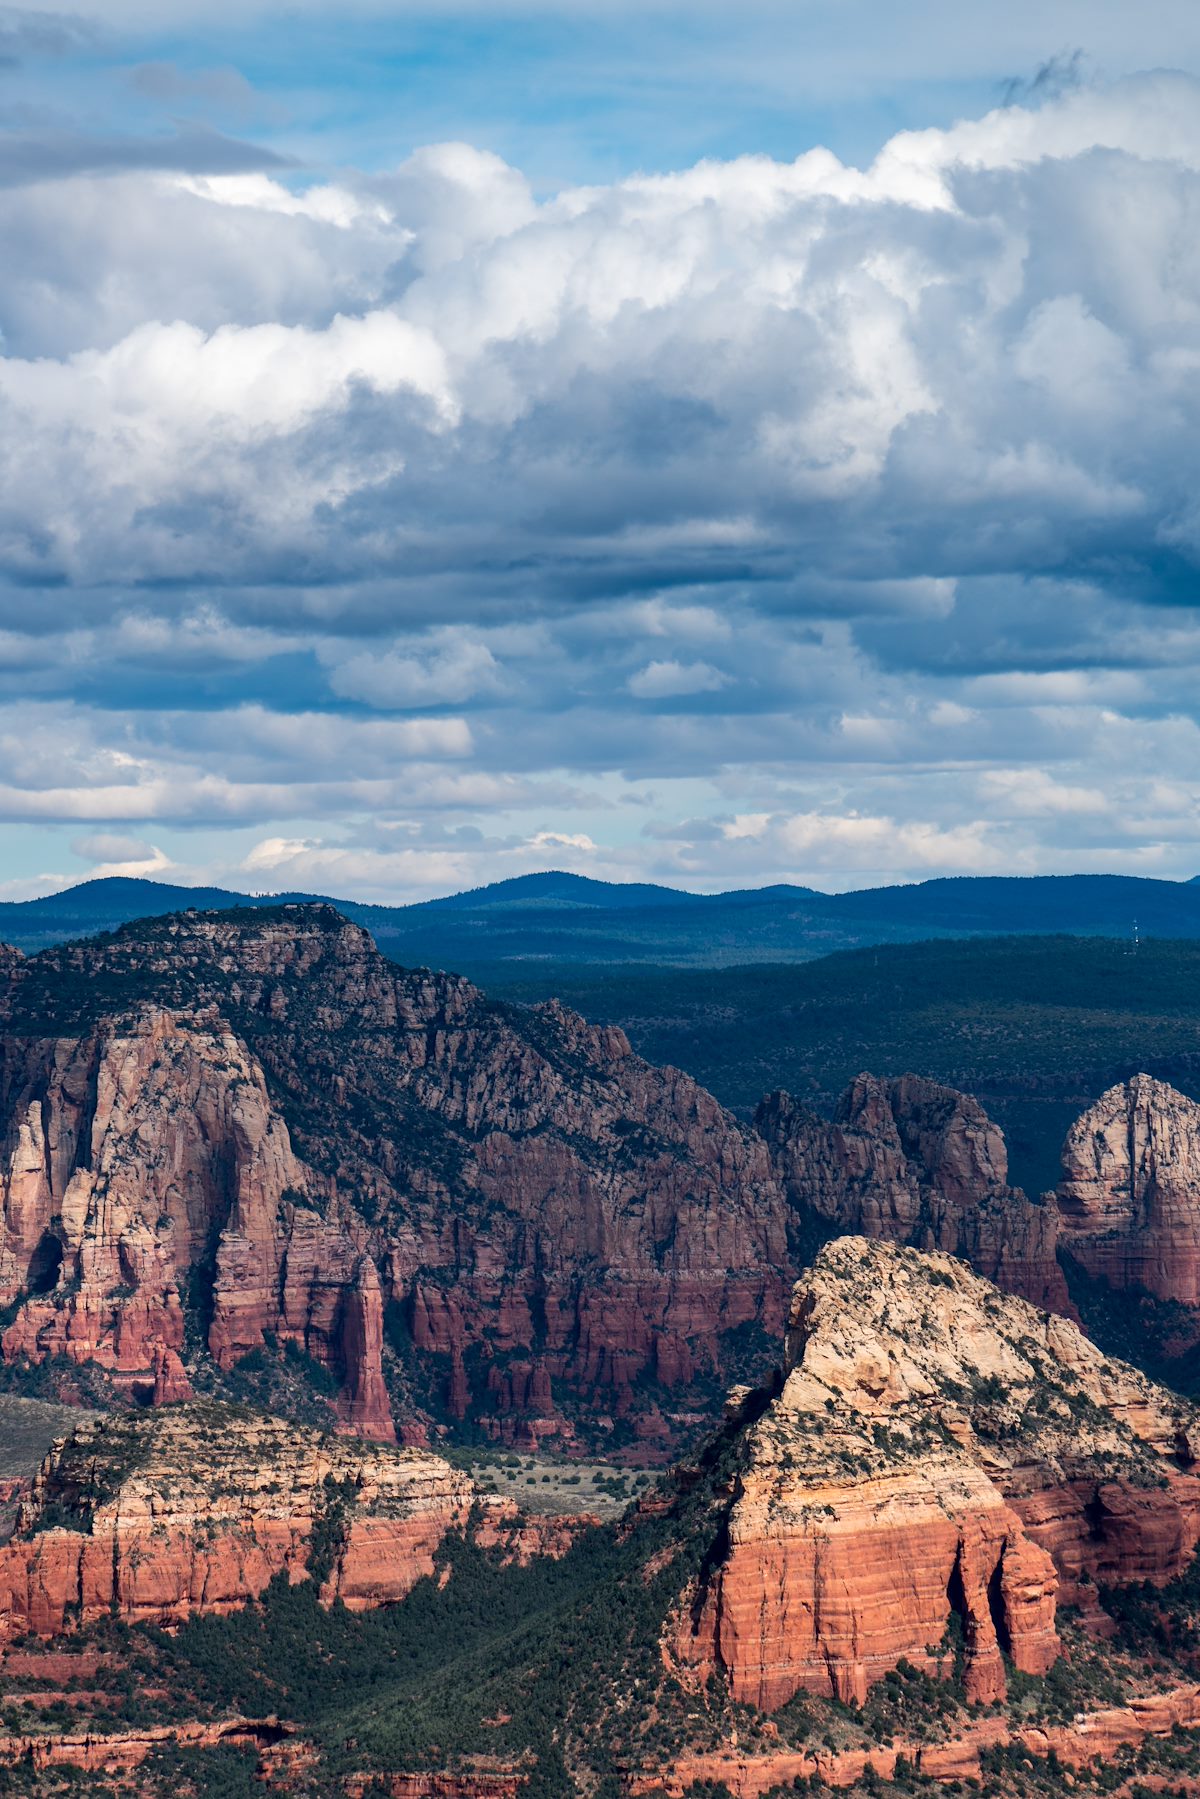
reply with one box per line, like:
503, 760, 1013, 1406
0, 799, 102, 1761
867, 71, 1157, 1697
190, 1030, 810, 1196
10, 902, 1200, 1447
1, 869, 1196, 964
8, 1241, 1200, 1796
0, 903, 792, 1451
480, 933, 1200, 1197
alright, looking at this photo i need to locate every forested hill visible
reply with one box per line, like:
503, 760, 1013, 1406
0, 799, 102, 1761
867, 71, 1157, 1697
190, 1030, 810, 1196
1, 869, 1194, 963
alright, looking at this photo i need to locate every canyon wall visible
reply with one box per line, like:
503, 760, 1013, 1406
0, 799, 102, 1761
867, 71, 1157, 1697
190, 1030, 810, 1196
757, 1074, 1071, 1314
0, 908, 792, 1447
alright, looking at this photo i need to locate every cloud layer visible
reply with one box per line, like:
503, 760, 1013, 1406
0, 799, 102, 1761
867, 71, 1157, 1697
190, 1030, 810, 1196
4, 74, 1200, 897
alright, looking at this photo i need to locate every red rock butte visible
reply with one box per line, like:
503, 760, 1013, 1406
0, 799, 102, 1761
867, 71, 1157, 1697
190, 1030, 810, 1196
668, 1237, 1200, 1710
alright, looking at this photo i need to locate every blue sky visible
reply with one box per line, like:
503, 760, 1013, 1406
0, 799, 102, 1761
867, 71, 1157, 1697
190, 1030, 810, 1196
3, 2, 1200, 901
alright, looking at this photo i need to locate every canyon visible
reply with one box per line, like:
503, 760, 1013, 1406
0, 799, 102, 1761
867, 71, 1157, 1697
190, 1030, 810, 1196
6, 900, 1200, 1480
0, 905, 791, 1450
7, 1237, 1200, 1795
5, 903, 1200, 1458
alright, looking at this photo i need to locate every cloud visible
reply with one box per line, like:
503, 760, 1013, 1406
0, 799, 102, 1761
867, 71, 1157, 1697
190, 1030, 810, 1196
327, 631, 502, 708
627, 660, 728, 699
67, 832, 173, 878
71, 830, 161, 862
127, 62, 260, 116
0, 5, 96, 66
723, 809, 1006, 875
1000, 49, 1087, 110
529, 829, 596, 851
3, 73, 1200, 894
0, 123, 292, 188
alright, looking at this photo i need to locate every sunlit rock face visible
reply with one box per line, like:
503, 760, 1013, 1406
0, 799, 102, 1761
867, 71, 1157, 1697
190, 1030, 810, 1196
1056, 1075, 1200, 1306
669, 1237, 1200, 1710
0, 1401, 476, 1642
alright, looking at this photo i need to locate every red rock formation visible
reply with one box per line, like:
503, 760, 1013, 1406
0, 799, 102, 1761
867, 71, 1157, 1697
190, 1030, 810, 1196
757, 1074, 1072, 1314
336, 1257, 396, 1443
344, 1774, 525, 1798
0, 1002, 390, 1432
0, 1717, 297, 1781
0, 907, 792, 1446
150, 1343, 192, 1405
669, 1239, 1200, 1711
0, 1401, 475, 1643
1056, 1075, 1200, 1306
630, 1681, 1200, 1796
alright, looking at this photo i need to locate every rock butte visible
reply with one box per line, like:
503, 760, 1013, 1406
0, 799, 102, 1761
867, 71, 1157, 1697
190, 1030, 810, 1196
0, 1400, 576, 1645
669, 1238, 1200, 1710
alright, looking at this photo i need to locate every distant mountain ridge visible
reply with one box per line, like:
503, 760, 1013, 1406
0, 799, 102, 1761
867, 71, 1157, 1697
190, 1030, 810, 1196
0, 868, 1194, 963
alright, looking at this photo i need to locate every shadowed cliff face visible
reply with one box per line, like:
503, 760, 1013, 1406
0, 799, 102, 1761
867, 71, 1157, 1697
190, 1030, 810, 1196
756, 1074, 1073, 1316
758, 1071, 1200, 1374
0, 906, 792, 1448
668, 1237, 1200, 1713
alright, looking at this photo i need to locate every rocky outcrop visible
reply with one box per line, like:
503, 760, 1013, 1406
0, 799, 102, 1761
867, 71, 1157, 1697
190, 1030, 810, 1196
669, 1238, 1200, 1711
0, 1717, 299, 1782
757, 1075, 1071, 1314
0, 1400, 475, 1642
631, 1682, 1200, 1797
336, 1257, 397, 1443
0, 1002, 390, 1431
0, 907, 792, 1446
1056, 1075, 1200, 1306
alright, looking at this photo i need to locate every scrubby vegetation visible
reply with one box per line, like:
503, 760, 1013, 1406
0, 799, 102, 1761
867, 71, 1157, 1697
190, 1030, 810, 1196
8, 1392, 1200, 1799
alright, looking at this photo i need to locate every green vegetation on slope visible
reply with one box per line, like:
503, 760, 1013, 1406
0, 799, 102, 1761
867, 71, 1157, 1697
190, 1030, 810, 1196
4, 870, 1200, 963
471, 934, 1200, 1195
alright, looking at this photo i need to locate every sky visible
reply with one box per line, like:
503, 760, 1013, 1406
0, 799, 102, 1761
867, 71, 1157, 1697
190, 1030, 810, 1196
4, 2, 1200, 902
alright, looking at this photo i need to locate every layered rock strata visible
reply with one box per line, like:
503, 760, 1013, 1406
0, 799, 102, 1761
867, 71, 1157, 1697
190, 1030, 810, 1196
631, 1683, 1200, 1798
670, 1238, 1200, 1710
0, 907, 792, 1446
0, 1400, 475, 1641
757, 1075, 1072, 1313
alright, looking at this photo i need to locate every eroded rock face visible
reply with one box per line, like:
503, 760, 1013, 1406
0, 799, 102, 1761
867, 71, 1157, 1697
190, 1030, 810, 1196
0, 907, 791, 1447
0, 1401, 474, 1642
1056, 1076, 1200, 1306
757, 1075, 1071, 1314
0, 1003, 392, 1438
670, 1238, 1200, 1710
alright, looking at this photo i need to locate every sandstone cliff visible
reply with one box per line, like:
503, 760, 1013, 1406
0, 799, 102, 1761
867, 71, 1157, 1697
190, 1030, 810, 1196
0, 1399, 475, 1641
757, 1074, 1072, 1313
670, 1238, 1200, 1710
0, 906, 791, 1446
1056, 1074, 1200, 1308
